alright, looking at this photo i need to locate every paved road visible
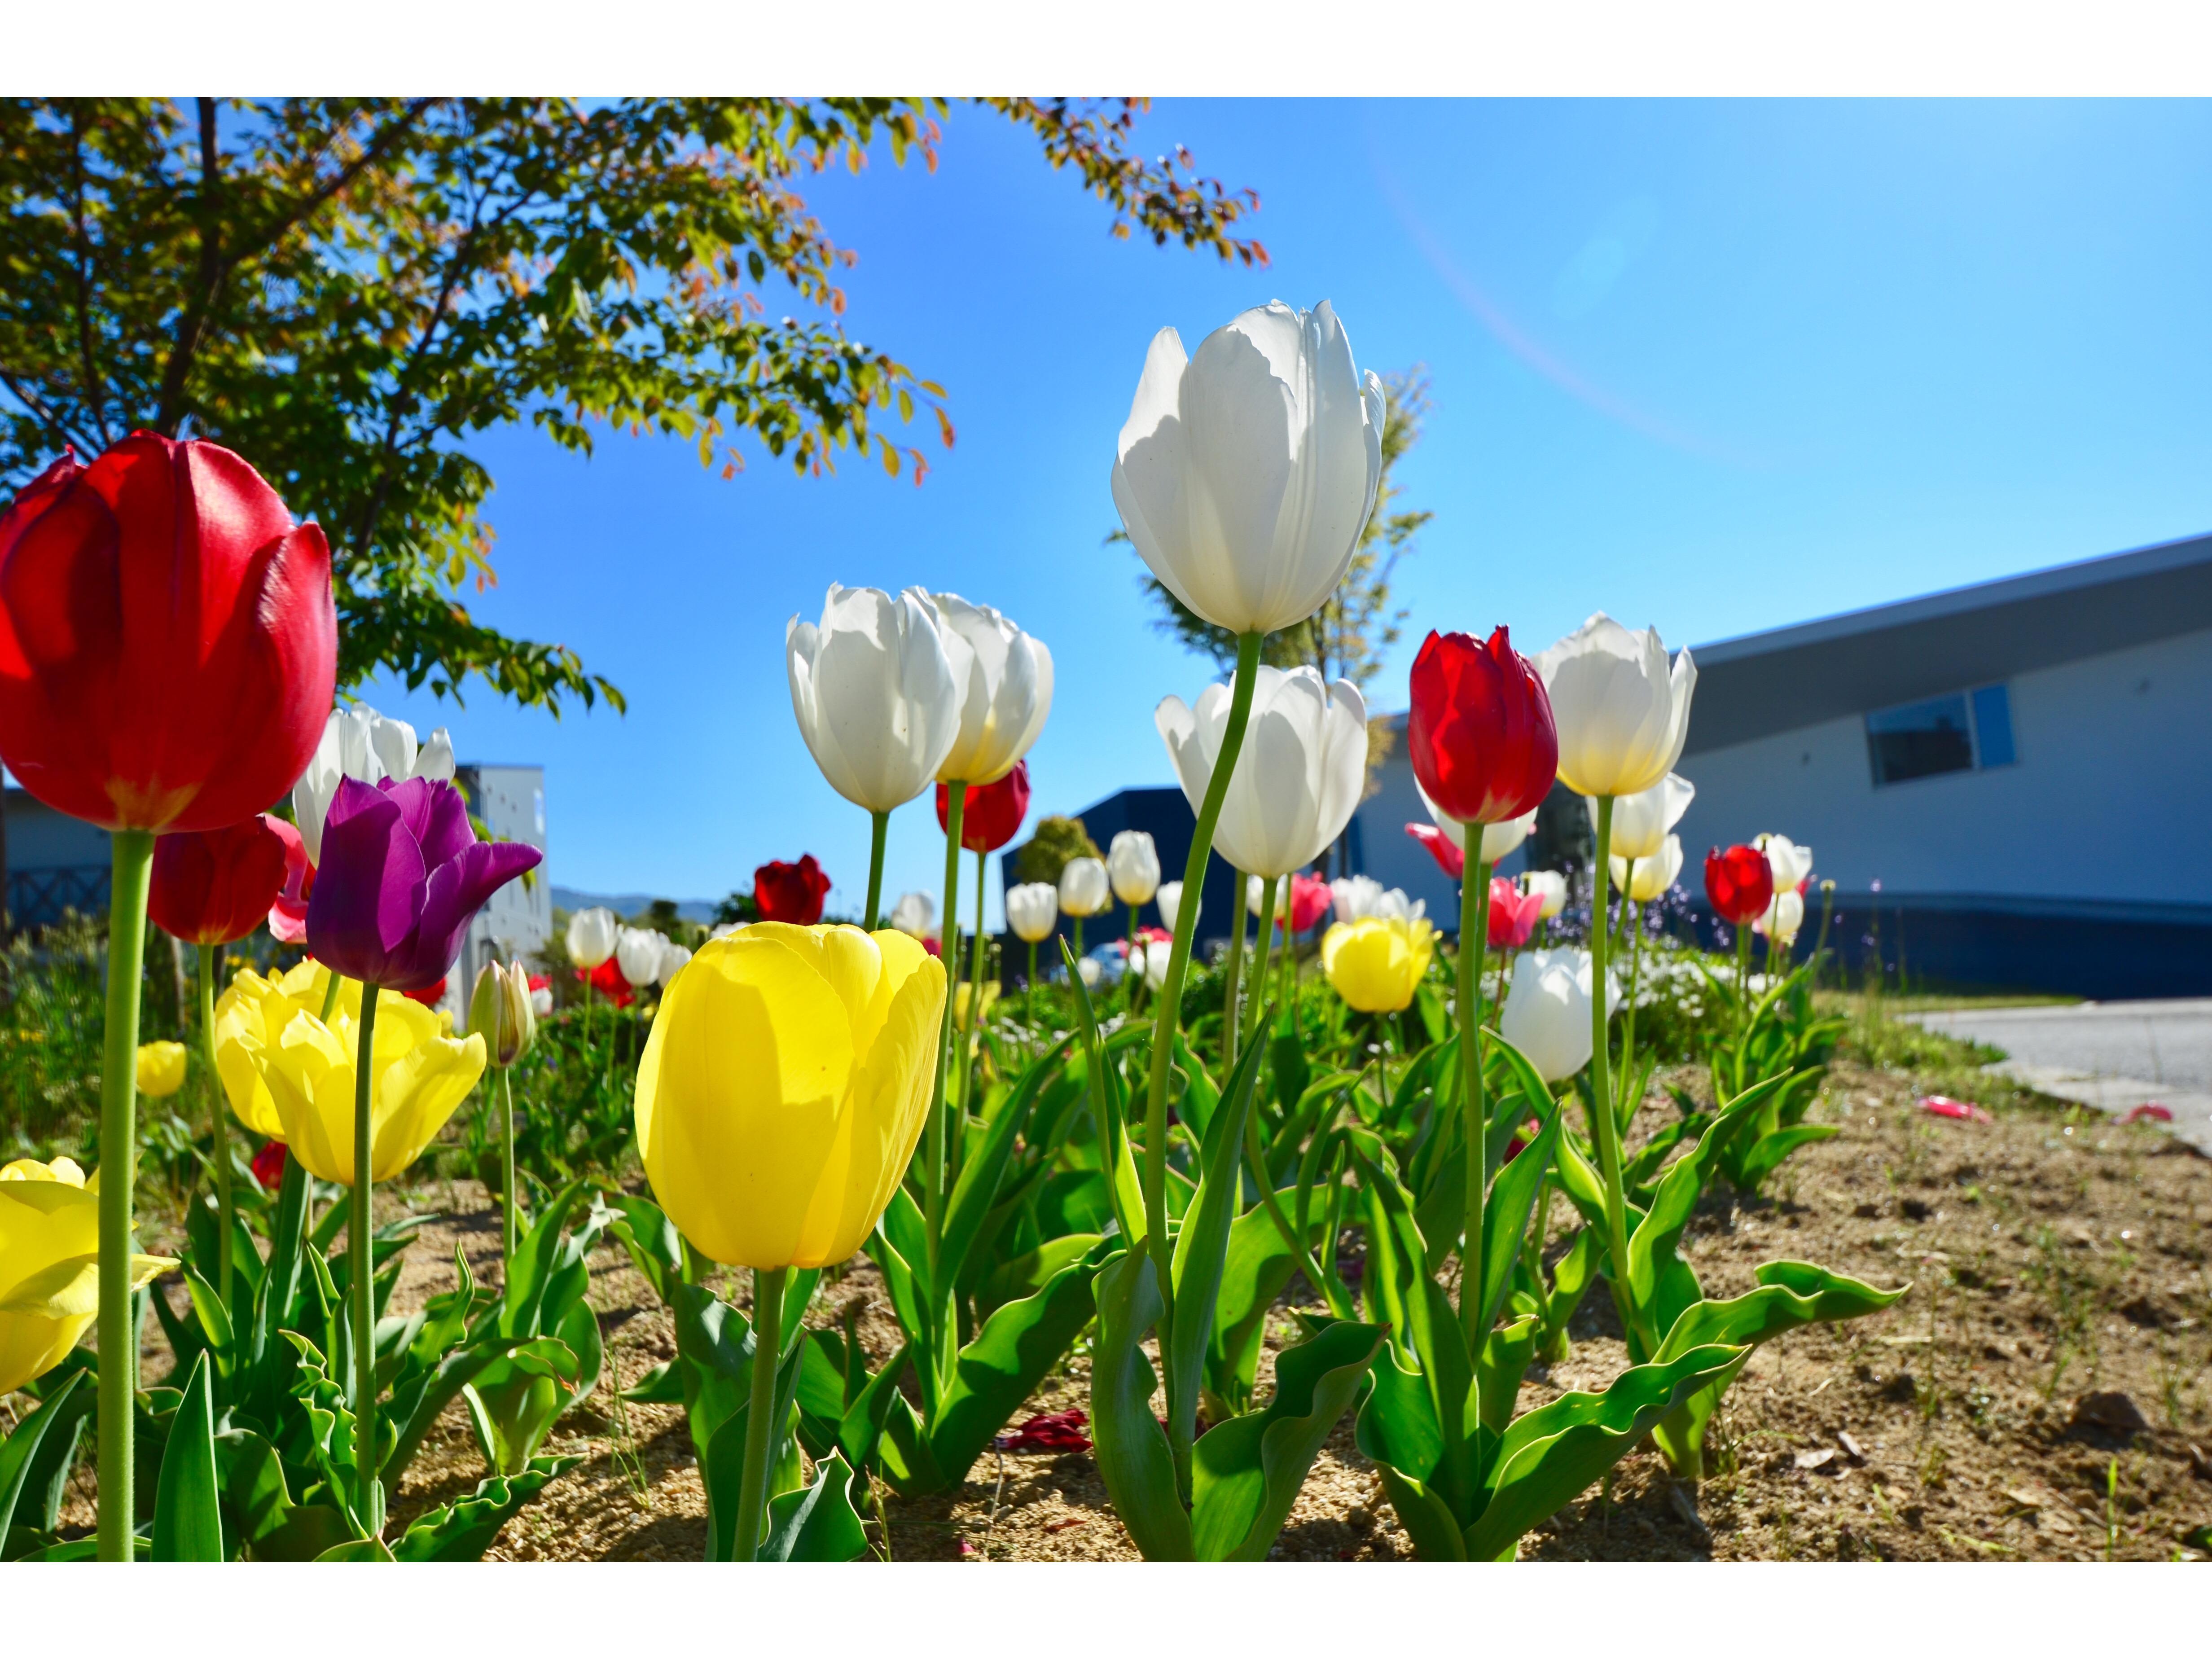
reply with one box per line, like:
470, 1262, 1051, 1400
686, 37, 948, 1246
1904, 999, 2212, 1154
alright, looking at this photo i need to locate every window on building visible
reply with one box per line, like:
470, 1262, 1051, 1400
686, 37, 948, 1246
1865, 683, 2015, 786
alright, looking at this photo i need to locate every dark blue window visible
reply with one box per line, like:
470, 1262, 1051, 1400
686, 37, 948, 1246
1971, 684, 2015, 768
1866, 693, 1974, 785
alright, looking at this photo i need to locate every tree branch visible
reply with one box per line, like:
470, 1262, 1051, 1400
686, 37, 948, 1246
68, 105, 112, 448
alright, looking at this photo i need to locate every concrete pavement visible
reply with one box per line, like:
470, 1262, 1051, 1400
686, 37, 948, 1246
1903, 998, 2212, 1155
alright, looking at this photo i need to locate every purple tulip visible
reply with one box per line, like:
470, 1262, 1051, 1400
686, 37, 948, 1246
305, 775, 541, 990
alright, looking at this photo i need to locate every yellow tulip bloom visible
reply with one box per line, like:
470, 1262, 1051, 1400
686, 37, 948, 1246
135, 1040, 189, 1099
215, 961, 350, 1138
636, 922, 945, 1270
243, 976, 485, 1187
952, 979, 1001, 1027
1321, 916, 1437, 1014
0, 1158, 174, 1395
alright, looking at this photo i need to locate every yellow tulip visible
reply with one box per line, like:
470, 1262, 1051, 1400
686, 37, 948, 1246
236, 970, 485, 1187
636, 922, 945, 1270
1321, 916, 1437, 1014
0, 1158, 174, 1395
135, 1040, 189, 1099
953, 979, 1001, 1027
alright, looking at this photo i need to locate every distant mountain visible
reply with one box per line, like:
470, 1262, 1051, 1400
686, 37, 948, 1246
551, 887, 721, 924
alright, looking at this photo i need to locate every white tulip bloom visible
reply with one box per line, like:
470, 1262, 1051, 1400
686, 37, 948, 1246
710, 922, 742, 940
656, 942, 693, 986
1610, 834, 1685, 904
1156, 880, 1198, 933
1058, 856, 1111, 918
888, 891, 938, 940
786, 584, 969, 814
617, 928, 667, 989
291, 706, 456, 865
1330, 875, 1423, 925
1522, 870, 1568, 920
1076, 956, 1102, 989
1005, 882, 1060, 944
1500, 947, 1620, 1083
930, 593, 1053, 786
566, 906, 619, 971
1413, 778, 1539, 865
1159, 666, 1366, 880
529, 983, 554, 1018
1107, 830, 1161, 906
1597, 772, 1696, 862
1111, 301, 1386, 636
1128, 940, 1172, 991
1754, 887, 1806, 945
1246, 873, 1285, 918
1535, 614, 1698, 801
1757, 833, 1815, 893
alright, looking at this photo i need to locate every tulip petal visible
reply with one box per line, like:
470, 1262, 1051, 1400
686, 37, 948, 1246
384, 773, 478, 875
405, 837, 544, 991
307, 779, 425, 980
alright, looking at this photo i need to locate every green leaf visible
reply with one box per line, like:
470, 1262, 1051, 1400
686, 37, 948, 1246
1736, 1124, 1840, 1192
1463, 1343, 1747, 1561
924, 1237, 1115, 1487
1624, 1074, 1785, 1304
1476, 1106, 1558, 1341
389, 1457, 580, 1561
152, 1351, 225, 1561
213, 1427, 293, 1557
1475, 1314, 1540, 1438
600, 1192, 684, 1304
758, 1450, 869, 1561
1088, 1249, 1194, 1561
1205, 1205, 1315, 1411
381, 1330, 578, 1483
977, 1232, 1102, 1326
940, 1034, 1073, 1296
496, 1179, 593, 1338
0, 1367, 87, 1544
623, 1358, 685, 1404
314, 1536, 398, 1561
1189, 1318, 1387, 1560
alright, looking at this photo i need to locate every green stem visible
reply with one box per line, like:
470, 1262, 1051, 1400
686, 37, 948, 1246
351, 984, 384, 1538
1071, 913, 1084, 962
954, 845, 985, 1159
1126, 903, 1142, 1013
1139, 628, 1263, 1497
1459, 843, 1493, 1351
734, 1264, 789, 1562
1025, 940, 1037, 1032
1737, 926, 1752, 1031
925, 783, 967, 1272
863, 808, 890, 931
1585, 799, 1650, 1358
1621, 858, 1640, 1077
1220, 869, 1247, 1071
1244, 877, 1278, 1052
582, 976, 593, 1052
196, 943, 234, 1306
318, 966, 345, 1023
1812, 885, 1835, 990
95, 828, 154, 1563
500, 1065, 518, 1265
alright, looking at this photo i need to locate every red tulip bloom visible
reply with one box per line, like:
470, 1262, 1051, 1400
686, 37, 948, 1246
1704, 844, 1774, 926
1406, 628, 1558, 829
1486, 876, 1544, 950
250, 1139, 288, 1190
1405, 821, 1465, 881
0, 434, 336, 833
1281, 872, 1332, 934
938, 760, 1030, 853
755, 855, 831, 924
578, 955, 635, 1009
401, 976, 448, 1007
149, 816, 291, 947
266, 815, 313, 944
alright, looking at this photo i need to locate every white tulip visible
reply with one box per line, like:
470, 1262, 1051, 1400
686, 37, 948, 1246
786, 584, 969, 814
566, 906, 619, 970
292, 705, 456, 865
1534, 614, 1698, 801
617, 928, 666, 989
1076, 955, 1102, 989
1413, 779, 1538, 865
529, 983, 554, 1018
1111, 301, 1387, 636
1058, 856, 1111, 918
888, 891, 938, 940
1005, 882, 1060, 944
1156, 880, 1198, 933
1757, 833, 1815, 893
1610, 834, 1685, 904
1128, 940, 1172, 991
1246, 873, 1284, 918
930, 593, 1053, 786
657, 942, 693, 986
1159, 666, 1366, 880
1522, 870, 1568, 920
1754, 887, 1806, 945
1500, 947, 1620, 1084
1107, 830, 1161, 906
1329, 875, 1423, 925
1597, 772, 1696, 862
710, 922, 742, 940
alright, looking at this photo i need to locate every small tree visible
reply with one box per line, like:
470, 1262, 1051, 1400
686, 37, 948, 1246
1011, 815, 1102, 888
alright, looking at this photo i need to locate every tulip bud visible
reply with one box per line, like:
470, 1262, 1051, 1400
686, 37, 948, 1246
1107, 830, 1161, 906
470, 958, 536, 1068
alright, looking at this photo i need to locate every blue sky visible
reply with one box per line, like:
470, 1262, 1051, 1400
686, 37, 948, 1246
357, 98, 2212, 923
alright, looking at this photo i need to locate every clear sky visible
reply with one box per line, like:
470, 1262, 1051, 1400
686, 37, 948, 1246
355, 98, 2212, 924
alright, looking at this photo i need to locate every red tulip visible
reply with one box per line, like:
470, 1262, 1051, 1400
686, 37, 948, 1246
754, 854, 831, 924
148, 816, 291, 947
1280, 872, 1333, 934
937, 760, 1030, 853
1406, 628, 1558, 829
0, 434, 336, 833
250, 1139, 288, 1190
266, 816, 312, 944
578, 955, 635, 1009
401, 976, 448, 1007
1405, 821, 1465, 881
1704, 844, 1774, 926
1486, 876, 1544, 950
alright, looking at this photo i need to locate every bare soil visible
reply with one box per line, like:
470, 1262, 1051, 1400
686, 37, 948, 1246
99, 1055, 2212, 1562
